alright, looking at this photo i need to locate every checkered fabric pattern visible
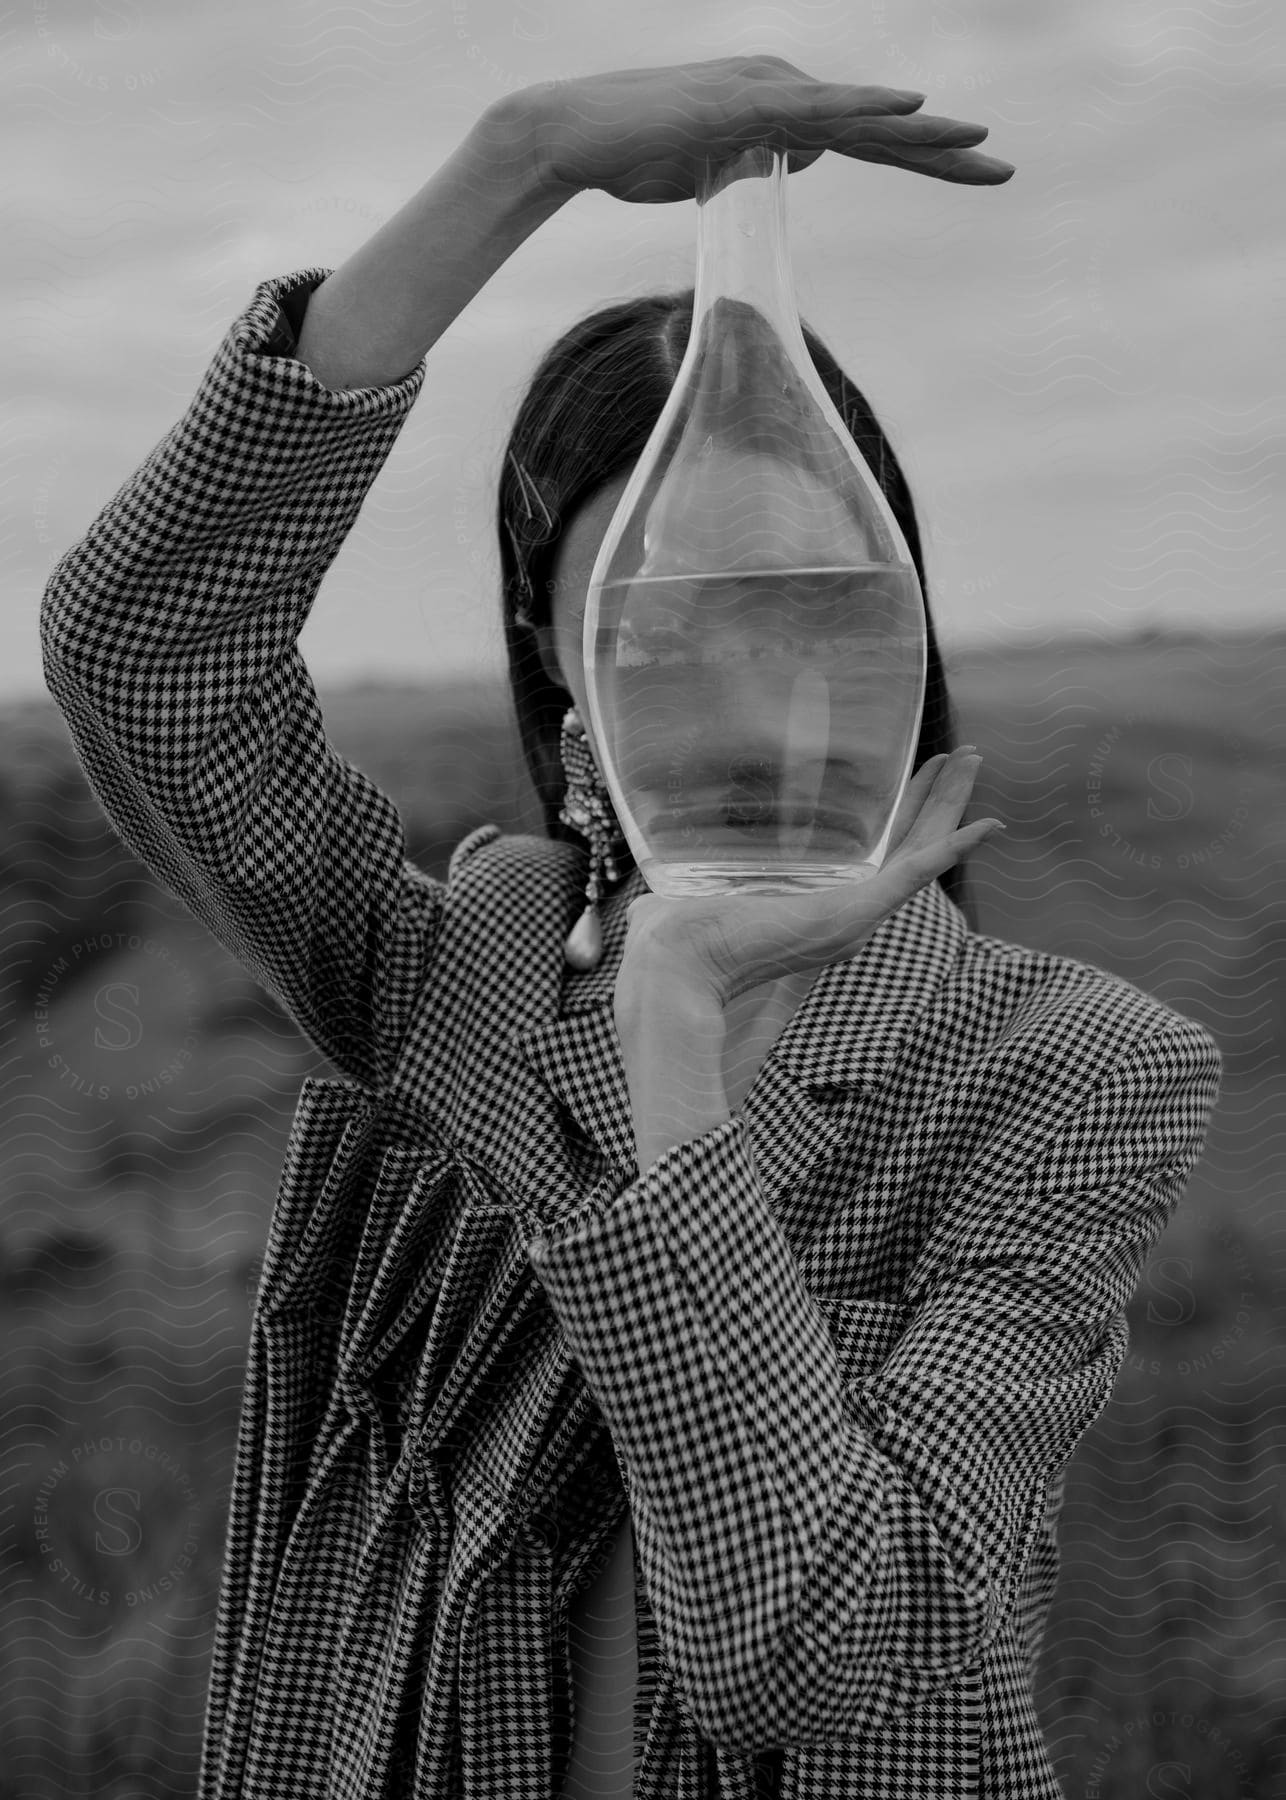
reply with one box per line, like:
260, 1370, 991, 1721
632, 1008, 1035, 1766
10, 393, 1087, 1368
40, 269, 1223, 1800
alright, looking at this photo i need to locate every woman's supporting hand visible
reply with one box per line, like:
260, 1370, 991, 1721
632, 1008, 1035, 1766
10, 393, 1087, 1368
615, 747, 1001, 1020
612, 747, 1001, 1172
519, 55, 1015, 205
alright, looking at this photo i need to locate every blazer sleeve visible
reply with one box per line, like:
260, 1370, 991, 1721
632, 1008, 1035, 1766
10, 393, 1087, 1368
525, 1011, 1223, 1751
39, 269, 438, 1091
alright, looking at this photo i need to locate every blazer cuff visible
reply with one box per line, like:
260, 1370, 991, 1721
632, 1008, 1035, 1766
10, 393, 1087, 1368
526, 1112, 850, 1560
261, 273, 318, 359
232, 266, 428, 406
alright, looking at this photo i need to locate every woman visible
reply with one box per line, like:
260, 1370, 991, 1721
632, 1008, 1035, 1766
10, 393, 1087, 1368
40, 58, 1221, 1800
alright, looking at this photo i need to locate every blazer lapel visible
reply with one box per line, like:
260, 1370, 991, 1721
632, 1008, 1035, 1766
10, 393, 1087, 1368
514, 865, 643, 1181
514, 865, 967, 1214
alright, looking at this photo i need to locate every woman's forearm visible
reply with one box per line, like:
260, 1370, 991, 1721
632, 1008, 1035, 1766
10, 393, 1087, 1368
294, 88, 569, 390
615, 977, 731, 1175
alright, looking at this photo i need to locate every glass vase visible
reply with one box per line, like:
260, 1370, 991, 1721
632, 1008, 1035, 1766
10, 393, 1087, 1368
582, 139, 928, 896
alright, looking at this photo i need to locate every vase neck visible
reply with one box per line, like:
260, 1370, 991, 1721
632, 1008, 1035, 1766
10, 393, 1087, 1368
693, 145, 804, 349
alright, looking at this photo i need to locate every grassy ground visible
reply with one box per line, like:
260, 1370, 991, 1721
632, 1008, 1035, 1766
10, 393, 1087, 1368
0, 630, 1281, 1797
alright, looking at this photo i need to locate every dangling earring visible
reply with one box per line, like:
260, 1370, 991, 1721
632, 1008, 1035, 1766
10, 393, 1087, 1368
558, 705, 628, 971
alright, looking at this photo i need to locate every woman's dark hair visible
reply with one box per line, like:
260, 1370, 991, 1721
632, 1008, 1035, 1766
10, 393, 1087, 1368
497, 289, 975, 928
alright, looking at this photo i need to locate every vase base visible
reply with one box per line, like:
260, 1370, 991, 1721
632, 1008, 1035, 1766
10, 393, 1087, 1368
639, 859, 878, 898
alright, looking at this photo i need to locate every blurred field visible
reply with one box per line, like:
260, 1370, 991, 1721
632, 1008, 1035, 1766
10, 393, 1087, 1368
0, 629, 1282, 1798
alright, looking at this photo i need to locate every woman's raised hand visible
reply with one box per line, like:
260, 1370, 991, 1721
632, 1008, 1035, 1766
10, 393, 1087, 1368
519, 55, 1014, 205
615, 748, 1002, 1018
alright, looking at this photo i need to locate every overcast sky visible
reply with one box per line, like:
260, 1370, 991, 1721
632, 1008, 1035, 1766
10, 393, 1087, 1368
7, 0, 1283, 701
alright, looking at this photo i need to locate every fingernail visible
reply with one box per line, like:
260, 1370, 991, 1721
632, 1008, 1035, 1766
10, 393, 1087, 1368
981, 818, 1006, 834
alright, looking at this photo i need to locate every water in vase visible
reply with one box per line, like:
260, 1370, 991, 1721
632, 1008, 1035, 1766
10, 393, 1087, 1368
591, 563, 925, 896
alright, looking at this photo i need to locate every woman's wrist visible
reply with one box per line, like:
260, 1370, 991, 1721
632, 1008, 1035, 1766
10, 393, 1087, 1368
501, 79, 593, 202
615, 972, 730, 1174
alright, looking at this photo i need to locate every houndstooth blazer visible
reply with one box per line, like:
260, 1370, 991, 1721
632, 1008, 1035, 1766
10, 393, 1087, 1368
40, 270, 1223, 1800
